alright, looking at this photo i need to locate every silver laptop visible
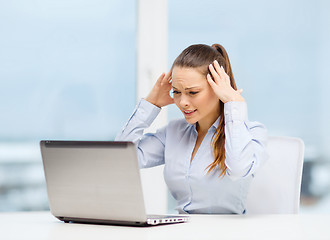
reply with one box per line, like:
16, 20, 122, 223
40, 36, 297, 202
40, 140, 189, 226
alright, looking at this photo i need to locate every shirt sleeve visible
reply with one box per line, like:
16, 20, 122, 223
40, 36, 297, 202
115, 99, 166, 168
224, 101, 268, 180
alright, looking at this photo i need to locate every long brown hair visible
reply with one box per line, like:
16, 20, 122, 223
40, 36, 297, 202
172, 43, 237, 177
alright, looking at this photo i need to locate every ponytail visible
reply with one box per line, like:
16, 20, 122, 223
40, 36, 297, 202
211, 44, 237, 90
206, 44, 236, 177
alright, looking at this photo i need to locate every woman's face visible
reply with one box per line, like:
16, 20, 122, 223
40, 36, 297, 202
171, 66, 220, 128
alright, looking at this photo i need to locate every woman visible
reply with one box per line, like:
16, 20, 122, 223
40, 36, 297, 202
116, 43, 268, 214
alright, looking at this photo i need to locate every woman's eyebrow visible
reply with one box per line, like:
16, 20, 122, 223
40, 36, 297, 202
185, 86, 200, 90
172, 86, 201, 90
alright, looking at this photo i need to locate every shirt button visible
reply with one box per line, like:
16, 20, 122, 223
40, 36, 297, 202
140, 109, 145, 114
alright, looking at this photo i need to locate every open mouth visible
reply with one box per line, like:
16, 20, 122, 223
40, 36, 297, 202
183, 109, 197, 116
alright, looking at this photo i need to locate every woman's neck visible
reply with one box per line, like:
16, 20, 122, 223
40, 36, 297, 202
196, 103, 221, 134
196, 116, 218, 135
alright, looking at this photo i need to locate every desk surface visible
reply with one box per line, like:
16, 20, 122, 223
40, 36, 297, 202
1, 211, 330, 240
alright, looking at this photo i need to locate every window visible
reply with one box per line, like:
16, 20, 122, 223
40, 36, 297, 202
0, 0, 136, 211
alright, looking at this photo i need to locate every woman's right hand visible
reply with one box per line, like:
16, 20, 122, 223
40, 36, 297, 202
145, 71, 174, 108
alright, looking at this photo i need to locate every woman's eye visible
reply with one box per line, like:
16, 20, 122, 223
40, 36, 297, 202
172, 90, 180, 94
189, 91, 198, 95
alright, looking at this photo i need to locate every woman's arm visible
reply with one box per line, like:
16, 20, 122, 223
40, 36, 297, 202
207, 60, 268, 179
115, 99, 167, 168
223, 101, 268, 180
116, 71, 174, 168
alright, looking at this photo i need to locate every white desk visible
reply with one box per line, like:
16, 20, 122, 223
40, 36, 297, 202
1, 211, 330, 240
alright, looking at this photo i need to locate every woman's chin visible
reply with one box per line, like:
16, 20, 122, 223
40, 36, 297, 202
184, 117, 197, 125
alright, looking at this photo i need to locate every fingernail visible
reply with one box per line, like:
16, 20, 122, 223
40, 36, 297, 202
214, 60, 218, 64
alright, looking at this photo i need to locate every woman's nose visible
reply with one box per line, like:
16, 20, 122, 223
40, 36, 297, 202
180, 95, 190, 108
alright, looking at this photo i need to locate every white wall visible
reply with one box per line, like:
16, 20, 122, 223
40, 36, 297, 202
137, 0, 169, 214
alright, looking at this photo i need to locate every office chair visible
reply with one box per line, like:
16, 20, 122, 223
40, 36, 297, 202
246, 136, 305, 214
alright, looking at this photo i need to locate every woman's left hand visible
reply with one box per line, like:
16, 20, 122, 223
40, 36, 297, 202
207, 60, 245, 103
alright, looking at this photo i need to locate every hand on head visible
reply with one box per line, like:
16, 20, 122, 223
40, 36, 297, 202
207, 60, 245, 103
145, 71, 174, 108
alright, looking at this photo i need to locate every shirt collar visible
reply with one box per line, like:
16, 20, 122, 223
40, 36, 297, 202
212, 116, 221, 129
191, 115, 221, 132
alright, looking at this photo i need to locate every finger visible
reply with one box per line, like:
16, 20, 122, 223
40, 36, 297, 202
213, 60, 230, 84
208, 64, 220, 83
213, 60, 223, 78
207, 73, 218, 90
214, 61, 227, 82
219, 65, 231, 85
156, 72, 166, 85
161, 70, 172, 85
164, 70, 172, 81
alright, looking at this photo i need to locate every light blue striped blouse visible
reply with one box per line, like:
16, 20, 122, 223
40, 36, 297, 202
116, 99, 268, 214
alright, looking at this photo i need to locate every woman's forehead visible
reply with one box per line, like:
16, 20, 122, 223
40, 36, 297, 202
172, 67, 207, 88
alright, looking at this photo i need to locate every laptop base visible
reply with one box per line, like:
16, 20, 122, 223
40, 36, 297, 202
57, 215, 189, 227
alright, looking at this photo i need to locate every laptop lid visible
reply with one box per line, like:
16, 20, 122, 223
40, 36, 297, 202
40, 140, 148, 224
